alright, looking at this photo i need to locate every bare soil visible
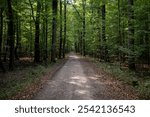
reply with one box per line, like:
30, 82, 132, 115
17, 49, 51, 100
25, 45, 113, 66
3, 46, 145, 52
33, 53, 138, 100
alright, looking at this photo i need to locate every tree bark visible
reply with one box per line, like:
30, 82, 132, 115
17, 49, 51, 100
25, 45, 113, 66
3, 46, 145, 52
82, 0, 86, 56
7, 0, 15, 70
15, 15, 20, 60
97, 7, 101, 60
34, 0, 41, 63
0, 8, 3, 60
59, 0, 63, 59
45, 1, 48, 61
144, 13, 149, 65
51, 0, 58, 62
128, 0, 135, 70
102, 4, 107, 62
30, 13, 33, 56
63, 0, 66, 58
118, 0, 122, 63
0, 8, 5, 72
3, 21, 8, 62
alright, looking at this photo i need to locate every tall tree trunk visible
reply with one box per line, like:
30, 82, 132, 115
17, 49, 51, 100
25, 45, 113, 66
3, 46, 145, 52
97, 7, 101, 60
102, 4, 107, 61
30, 13, 33, 57
15, 15, 20, 60
144, 13, 149, 65
128, 0, 135, 70
3, 21, 8, 62
14, 0, 20, 60
118, 0, 122, 66
0, 8, 5, 72
51, 0, 58, 62
121, 6, 126, 63
42, 13, 46, 60
63, 0, 66, 58
82, 0, 86, 56
59, 0, 63, 59
7, 0, 15, 70
0, 8, 3, 60
45, 1, 48, 61
34, 0, 41, 63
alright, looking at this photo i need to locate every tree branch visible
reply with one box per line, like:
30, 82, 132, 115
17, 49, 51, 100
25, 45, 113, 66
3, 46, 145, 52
72, 4, 82, 20
28, 0, 35, 22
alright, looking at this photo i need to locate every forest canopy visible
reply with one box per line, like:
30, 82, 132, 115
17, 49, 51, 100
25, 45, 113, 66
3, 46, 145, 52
0, 0, 149, 72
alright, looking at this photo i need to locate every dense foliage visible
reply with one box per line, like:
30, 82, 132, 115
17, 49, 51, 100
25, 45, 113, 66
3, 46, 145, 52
0, 0, 149, 72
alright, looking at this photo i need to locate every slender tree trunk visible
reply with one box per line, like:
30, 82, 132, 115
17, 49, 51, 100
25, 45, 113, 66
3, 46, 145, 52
102, 4, 107, 61
78, 30, 82, 53
29, 0, 35, 22
28, 0, 34, 58
34, 0, 41, 63
19, 17, 21, 55
82, 0, 86, 56
45, 2, 48, 61
7, 0, 15, 70
118, 0, 122, 66
80, 32, 83, 55
0, 8, 5, 72
42, 13, 46, 60
97, 7, 101, 60
51, 0, 58, 62
63, 0, 66, 58
128, 0, 135, 70
14, 0, 20, 60
144, 14, 149, 65
59, 0, 63, 59
102, 5, 106, 44
3, 21, 8, 62
30, 13, 33, 57
0, 8, 3, 60
15, 15, 19, 60
121, 7, 126, 63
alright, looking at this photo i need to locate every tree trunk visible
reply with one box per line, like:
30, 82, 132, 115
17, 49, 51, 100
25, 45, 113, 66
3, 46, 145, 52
42, 13, 46, 61
3, 21, 8, 62
128, 0, 135, 70
14, 0, 21, 60
144, 13, 149, 65
7, 0, 15, 70
97, 7, 101, 60
45, 1, 48, 61
118, 0, 122, 66
59, 0, 63, 59
0, 8, 5, 72
15, 15, 20, 60
51, 0, 58, 62
34, 0, 41, 63
82, 0, 86, 56
0, 8, 3, 60
63, 0, 66, 58
102, 4, 107, 62
30, 13, 33, 57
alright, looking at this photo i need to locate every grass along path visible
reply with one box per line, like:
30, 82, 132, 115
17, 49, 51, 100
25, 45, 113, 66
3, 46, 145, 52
89, 57, 150, 99
0, 59, 66, 99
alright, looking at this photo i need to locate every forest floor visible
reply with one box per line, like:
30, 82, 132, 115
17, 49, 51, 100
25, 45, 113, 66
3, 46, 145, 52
33, 53, 138, 100
0, 58, 67, 99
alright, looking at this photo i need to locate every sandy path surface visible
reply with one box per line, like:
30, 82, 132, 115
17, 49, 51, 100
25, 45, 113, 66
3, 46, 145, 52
33, 53, 138, 100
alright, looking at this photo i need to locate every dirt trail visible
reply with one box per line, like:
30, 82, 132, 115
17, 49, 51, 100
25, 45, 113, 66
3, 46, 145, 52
33, 53, 138, 100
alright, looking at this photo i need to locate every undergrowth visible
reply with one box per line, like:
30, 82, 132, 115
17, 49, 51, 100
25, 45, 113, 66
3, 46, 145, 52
0, 63, 53, 99
90, 58, 150, 99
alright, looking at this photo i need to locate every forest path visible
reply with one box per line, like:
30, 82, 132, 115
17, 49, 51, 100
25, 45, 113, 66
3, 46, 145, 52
33, 53, 138, 100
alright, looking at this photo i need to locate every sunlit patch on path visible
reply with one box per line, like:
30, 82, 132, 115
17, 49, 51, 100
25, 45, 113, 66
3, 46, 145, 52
33, 53, 138, 100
